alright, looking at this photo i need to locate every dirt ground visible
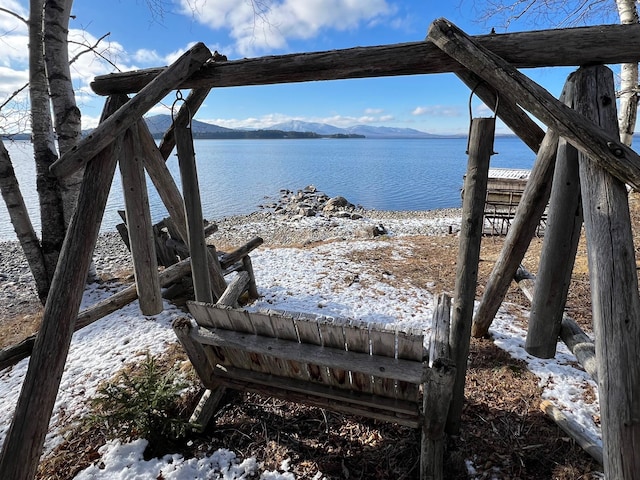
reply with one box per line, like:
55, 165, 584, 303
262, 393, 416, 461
8, 191, 640, 479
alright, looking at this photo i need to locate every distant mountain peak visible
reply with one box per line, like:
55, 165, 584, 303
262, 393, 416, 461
144, 115, 440, 139
266, 120, 437, 138
144, 114, 233, 136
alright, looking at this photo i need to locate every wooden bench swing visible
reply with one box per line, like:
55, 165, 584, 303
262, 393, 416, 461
175, 291, 457, 479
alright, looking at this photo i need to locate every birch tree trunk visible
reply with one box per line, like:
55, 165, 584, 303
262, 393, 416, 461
0, 141, 49, 302
29, 0, 65, 290
44, 0, 83, 226
616, 0, 639, 146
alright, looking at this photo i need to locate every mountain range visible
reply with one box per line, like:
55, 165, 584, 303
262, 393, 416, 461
144, 115, 441, 139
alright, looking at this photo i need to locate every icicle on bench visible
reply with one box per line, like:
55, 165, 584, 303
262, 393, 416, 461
173, 294, 457, 479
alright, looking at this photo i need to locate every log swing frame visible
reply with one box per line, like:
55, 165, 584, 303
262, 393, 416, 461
2, 19, 640, 480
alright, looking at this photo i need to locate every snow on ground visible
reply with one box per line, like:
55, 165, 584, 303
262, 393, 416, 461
0, 219, 601, 479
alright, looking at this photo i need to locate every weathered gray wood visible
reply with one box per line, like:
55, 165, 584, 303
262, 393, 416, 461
514, 266, 598, 383
173, 317, 217, 387
293, 316, 326, 383
370, 324, 398, 398
120, 123, 163, 315
91, 24, 640, 95
268, 312, 310, 381
423, 293, 456, 480
396, 327, 424, 401
472, 125, 561, 337
219, 237, 264, 269
0, 95, 128, 480
540, 400, 603, 465
559, 318, 598, 384
216, 271, 250, 308
197, 363, 421, 427
574, 65, 640, 479
200, 305, 257, 372
447, 117, 494, 434
247, 311, 295, 377
190, 324, 425, 384
137, 119, 188, 242
455, 70, 545, 153
344, 320, 373, 394
188, 387, 227, 431
526, 133, 583, 358
158, 88, 211, 160
50, 43, 212, 178
428, 18, 640, 191
241, 256, 259, 300
318, 319, 349, 389
174, 122, 214, 303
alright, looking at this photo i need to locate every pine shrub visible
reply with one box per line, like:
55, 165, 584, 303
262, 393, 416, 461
89, 352, 198, 454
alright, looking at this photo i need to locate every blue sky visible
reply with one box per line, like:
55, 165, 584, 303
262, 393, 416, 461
0, 1, 611, 135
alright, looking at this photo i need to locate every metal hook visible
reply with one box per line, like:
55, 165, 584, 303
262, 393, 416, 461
171, 89, 192, 130
466, 81, 499, 154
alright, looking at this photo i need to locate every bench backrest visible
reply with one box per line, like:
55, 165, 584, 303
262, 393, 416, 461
187, 301, 427, 403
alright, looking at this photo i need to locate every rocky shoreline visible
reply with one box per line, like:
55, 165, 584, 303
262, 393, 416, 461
0, 205, 462, 322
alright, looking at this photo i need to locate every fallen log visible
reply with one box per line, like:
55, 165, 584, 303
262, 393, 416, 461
514, 266, 597, 383
0, 259, 192, 371
219, 236, 264, 269
540, 400, 603, 465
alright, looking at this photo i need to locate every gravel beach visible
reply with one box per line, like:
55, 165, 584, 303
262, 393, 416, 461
0, 208, 462, 324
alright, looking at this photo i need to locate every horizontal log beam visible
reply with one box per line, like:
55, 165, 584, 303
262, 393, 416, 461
91, 24, 640, 95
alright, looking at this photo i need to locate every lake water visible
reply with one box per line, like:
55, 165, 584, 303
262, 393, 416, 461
0, 137, 536, 240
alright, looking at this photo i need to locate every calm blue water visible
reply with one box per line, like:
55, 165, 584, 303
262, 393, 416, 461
0, 137, 535, 240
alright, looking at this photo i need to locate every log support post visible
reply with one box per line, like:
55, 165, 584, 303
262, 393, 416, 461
421, 293, 456, 480
526, 79, 583, 358
427, 18, 574, 338
51, 43, 213, 178
574, 65, 640, 478
454, 70, 544, 153
137, 119, 189, 242
175, 123, 220, 303
446, 116, 493, 434
120, 123, 163, 315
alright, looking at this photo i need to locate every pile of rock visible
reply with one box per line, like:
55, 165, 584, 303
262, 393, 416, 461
261, 185, 365, 220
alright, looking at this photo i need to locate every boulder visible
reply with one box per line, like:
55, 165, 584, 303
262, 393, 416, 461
323, 196, 354, 213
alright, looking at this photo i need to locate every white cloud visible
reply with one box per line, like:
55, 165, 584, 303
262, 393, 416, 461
178, 0, 393, 56
0, 66, 28, 94
201, 110, 400, 130
133, 48, 164, 65
163, 42, 200, 65
412, 105, 462, 117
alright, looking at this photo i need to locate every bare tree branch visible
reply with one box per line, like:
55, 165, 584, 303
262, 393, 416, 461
68, 32, 121, 71
0, 84, 29, 112
0, 7, 28, 25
